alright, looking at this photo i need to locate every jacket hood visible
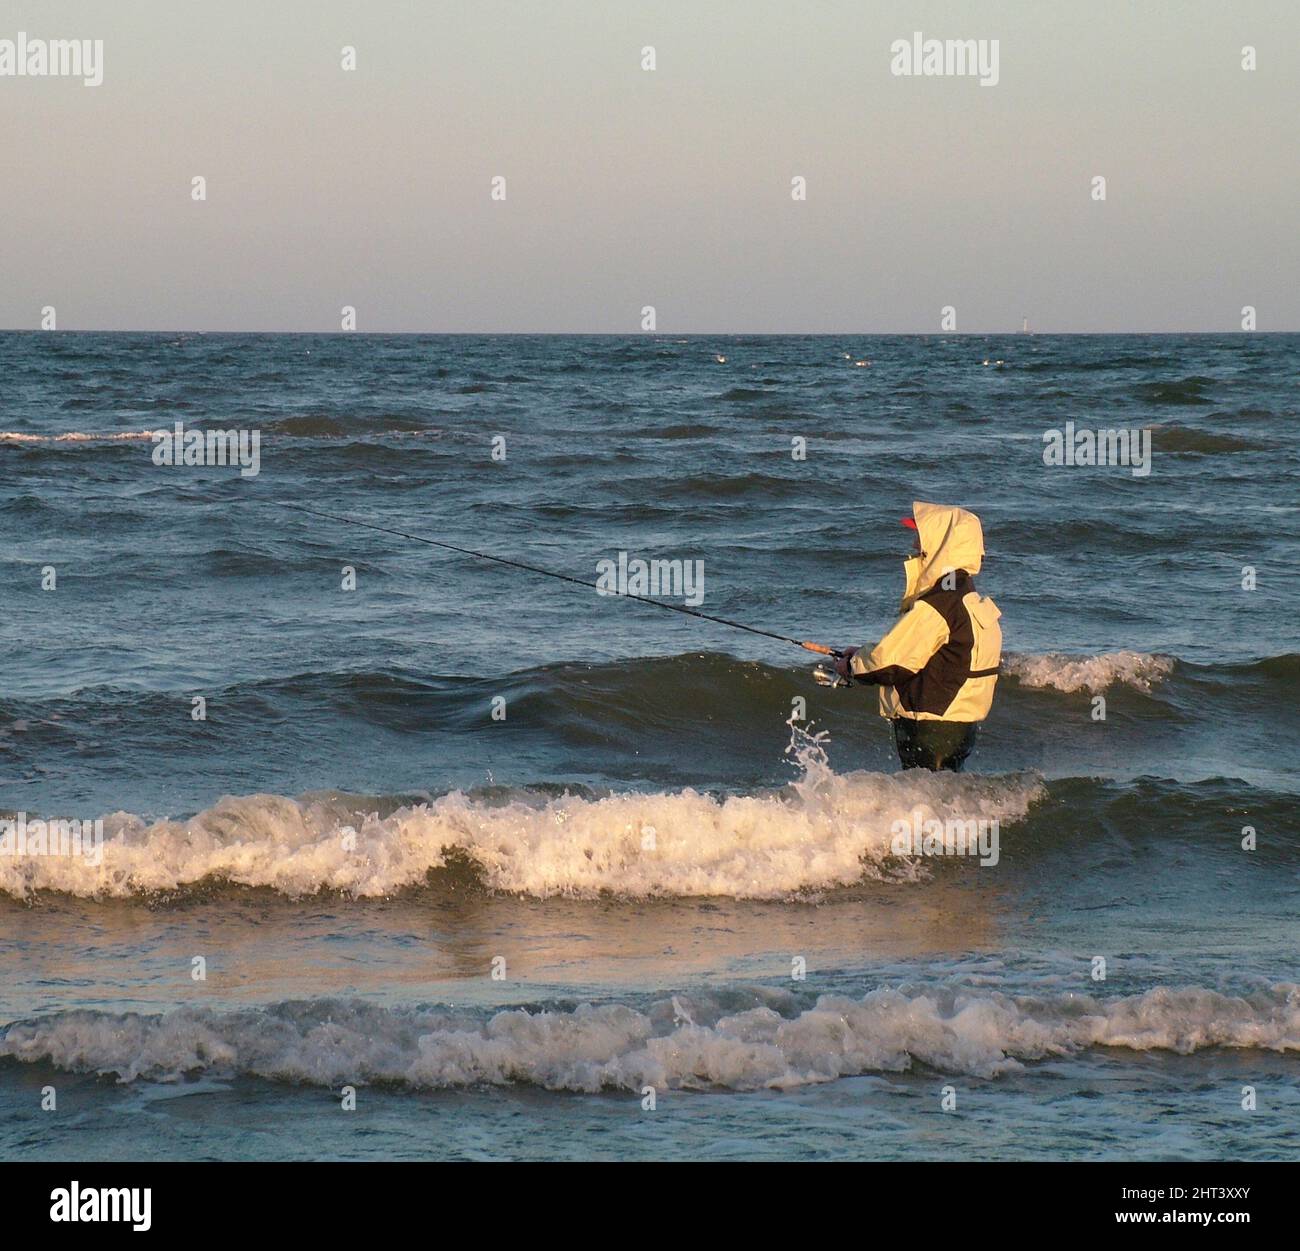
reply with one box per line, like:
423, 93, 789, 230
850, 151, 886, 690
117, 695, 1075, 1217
900, 500, 985, 607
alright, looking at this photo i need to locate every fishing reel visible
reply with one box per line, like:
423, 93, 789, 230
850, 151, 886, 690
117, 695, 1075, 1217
811, 647, 852, 688
812, 664, 847, 687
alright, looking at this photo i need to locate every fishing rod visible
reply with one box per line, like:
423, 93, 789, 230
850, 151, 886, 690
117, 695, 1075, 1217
277, 501, 842, 658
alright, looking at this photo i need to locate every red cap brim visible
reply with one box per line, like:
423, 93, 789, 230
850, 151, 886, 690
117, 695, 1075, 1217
900, 517, 918, 530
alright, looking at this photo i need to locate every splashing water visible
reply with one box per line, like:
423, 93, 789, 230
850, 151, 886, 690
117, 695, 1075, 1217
1004, 650, 1174, 694
0, 721, 1044, 901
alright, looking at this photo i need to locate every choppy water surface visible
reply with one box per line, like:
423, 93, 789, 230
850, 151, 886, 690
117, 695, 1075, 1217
2, 333, 1297, 1159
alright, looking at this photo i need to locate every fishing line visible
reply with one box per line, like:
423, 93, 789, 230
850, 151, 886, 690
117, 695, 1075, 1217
277, 501, 838, 655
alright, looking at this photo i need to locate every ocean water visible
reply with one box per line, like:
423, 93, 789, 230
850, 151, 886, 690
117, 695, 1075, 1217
1, 332, 1297, 1161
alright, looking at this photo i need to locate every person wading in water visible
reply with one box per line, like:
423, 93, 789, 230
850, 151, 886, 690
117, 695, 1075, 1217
832, 501, 1002, 771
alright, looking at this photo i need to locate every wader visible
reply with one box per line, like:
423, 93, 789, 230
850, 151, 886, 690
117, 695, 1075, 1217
891, 718, 979, 772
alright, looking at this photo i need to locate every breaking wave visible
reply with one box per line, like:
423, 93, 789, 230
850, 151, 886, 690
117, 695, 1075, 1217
0, 419, 441, 444
0, 429, 157, 443
0, 732, 1043, 900
1003, 650, 1174, 693
4, 983, 1297, 1089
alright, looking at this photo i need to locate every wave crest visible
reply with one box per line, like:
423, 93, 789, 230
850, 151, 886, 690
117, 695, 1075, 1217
0, 736, 1043, 900
4, 983, 1296, 1089
1004, 650, 1174, 693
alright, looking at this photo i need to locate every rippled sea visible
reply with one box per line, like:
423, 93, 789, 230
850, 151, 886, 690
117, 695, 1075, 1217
2, 333, 1297, 1160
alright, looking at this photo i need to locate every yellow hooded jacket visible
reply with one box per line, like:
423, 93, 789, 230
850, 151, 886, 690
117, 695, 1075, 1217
848, 501, 1002, 722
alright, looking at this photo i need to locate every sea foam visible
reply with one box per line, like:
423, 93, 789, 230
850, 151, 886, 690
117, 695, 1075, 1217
0, 430, 158, 443
3, 983, 1296, 1089
1004, 650, 1173, 694
0, 733, 1043, 900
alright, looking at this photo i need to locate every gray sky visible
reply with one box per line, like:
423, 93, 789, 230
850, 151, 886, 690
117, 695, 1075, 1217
2, 0, 1297, 332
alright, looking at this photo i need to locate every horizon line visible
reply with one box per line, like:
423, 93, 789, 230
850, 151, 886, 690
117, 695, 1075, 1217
1, 328, 1293, 337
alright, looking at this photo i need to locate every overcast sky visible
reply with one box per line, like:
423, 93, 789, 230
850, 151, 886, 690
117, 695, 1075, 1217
2, 0, 1297, 332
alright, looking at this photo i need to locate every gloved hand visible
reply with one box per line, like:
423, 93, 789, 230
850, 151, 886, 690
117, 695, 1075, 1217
833, 646, 859, 681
